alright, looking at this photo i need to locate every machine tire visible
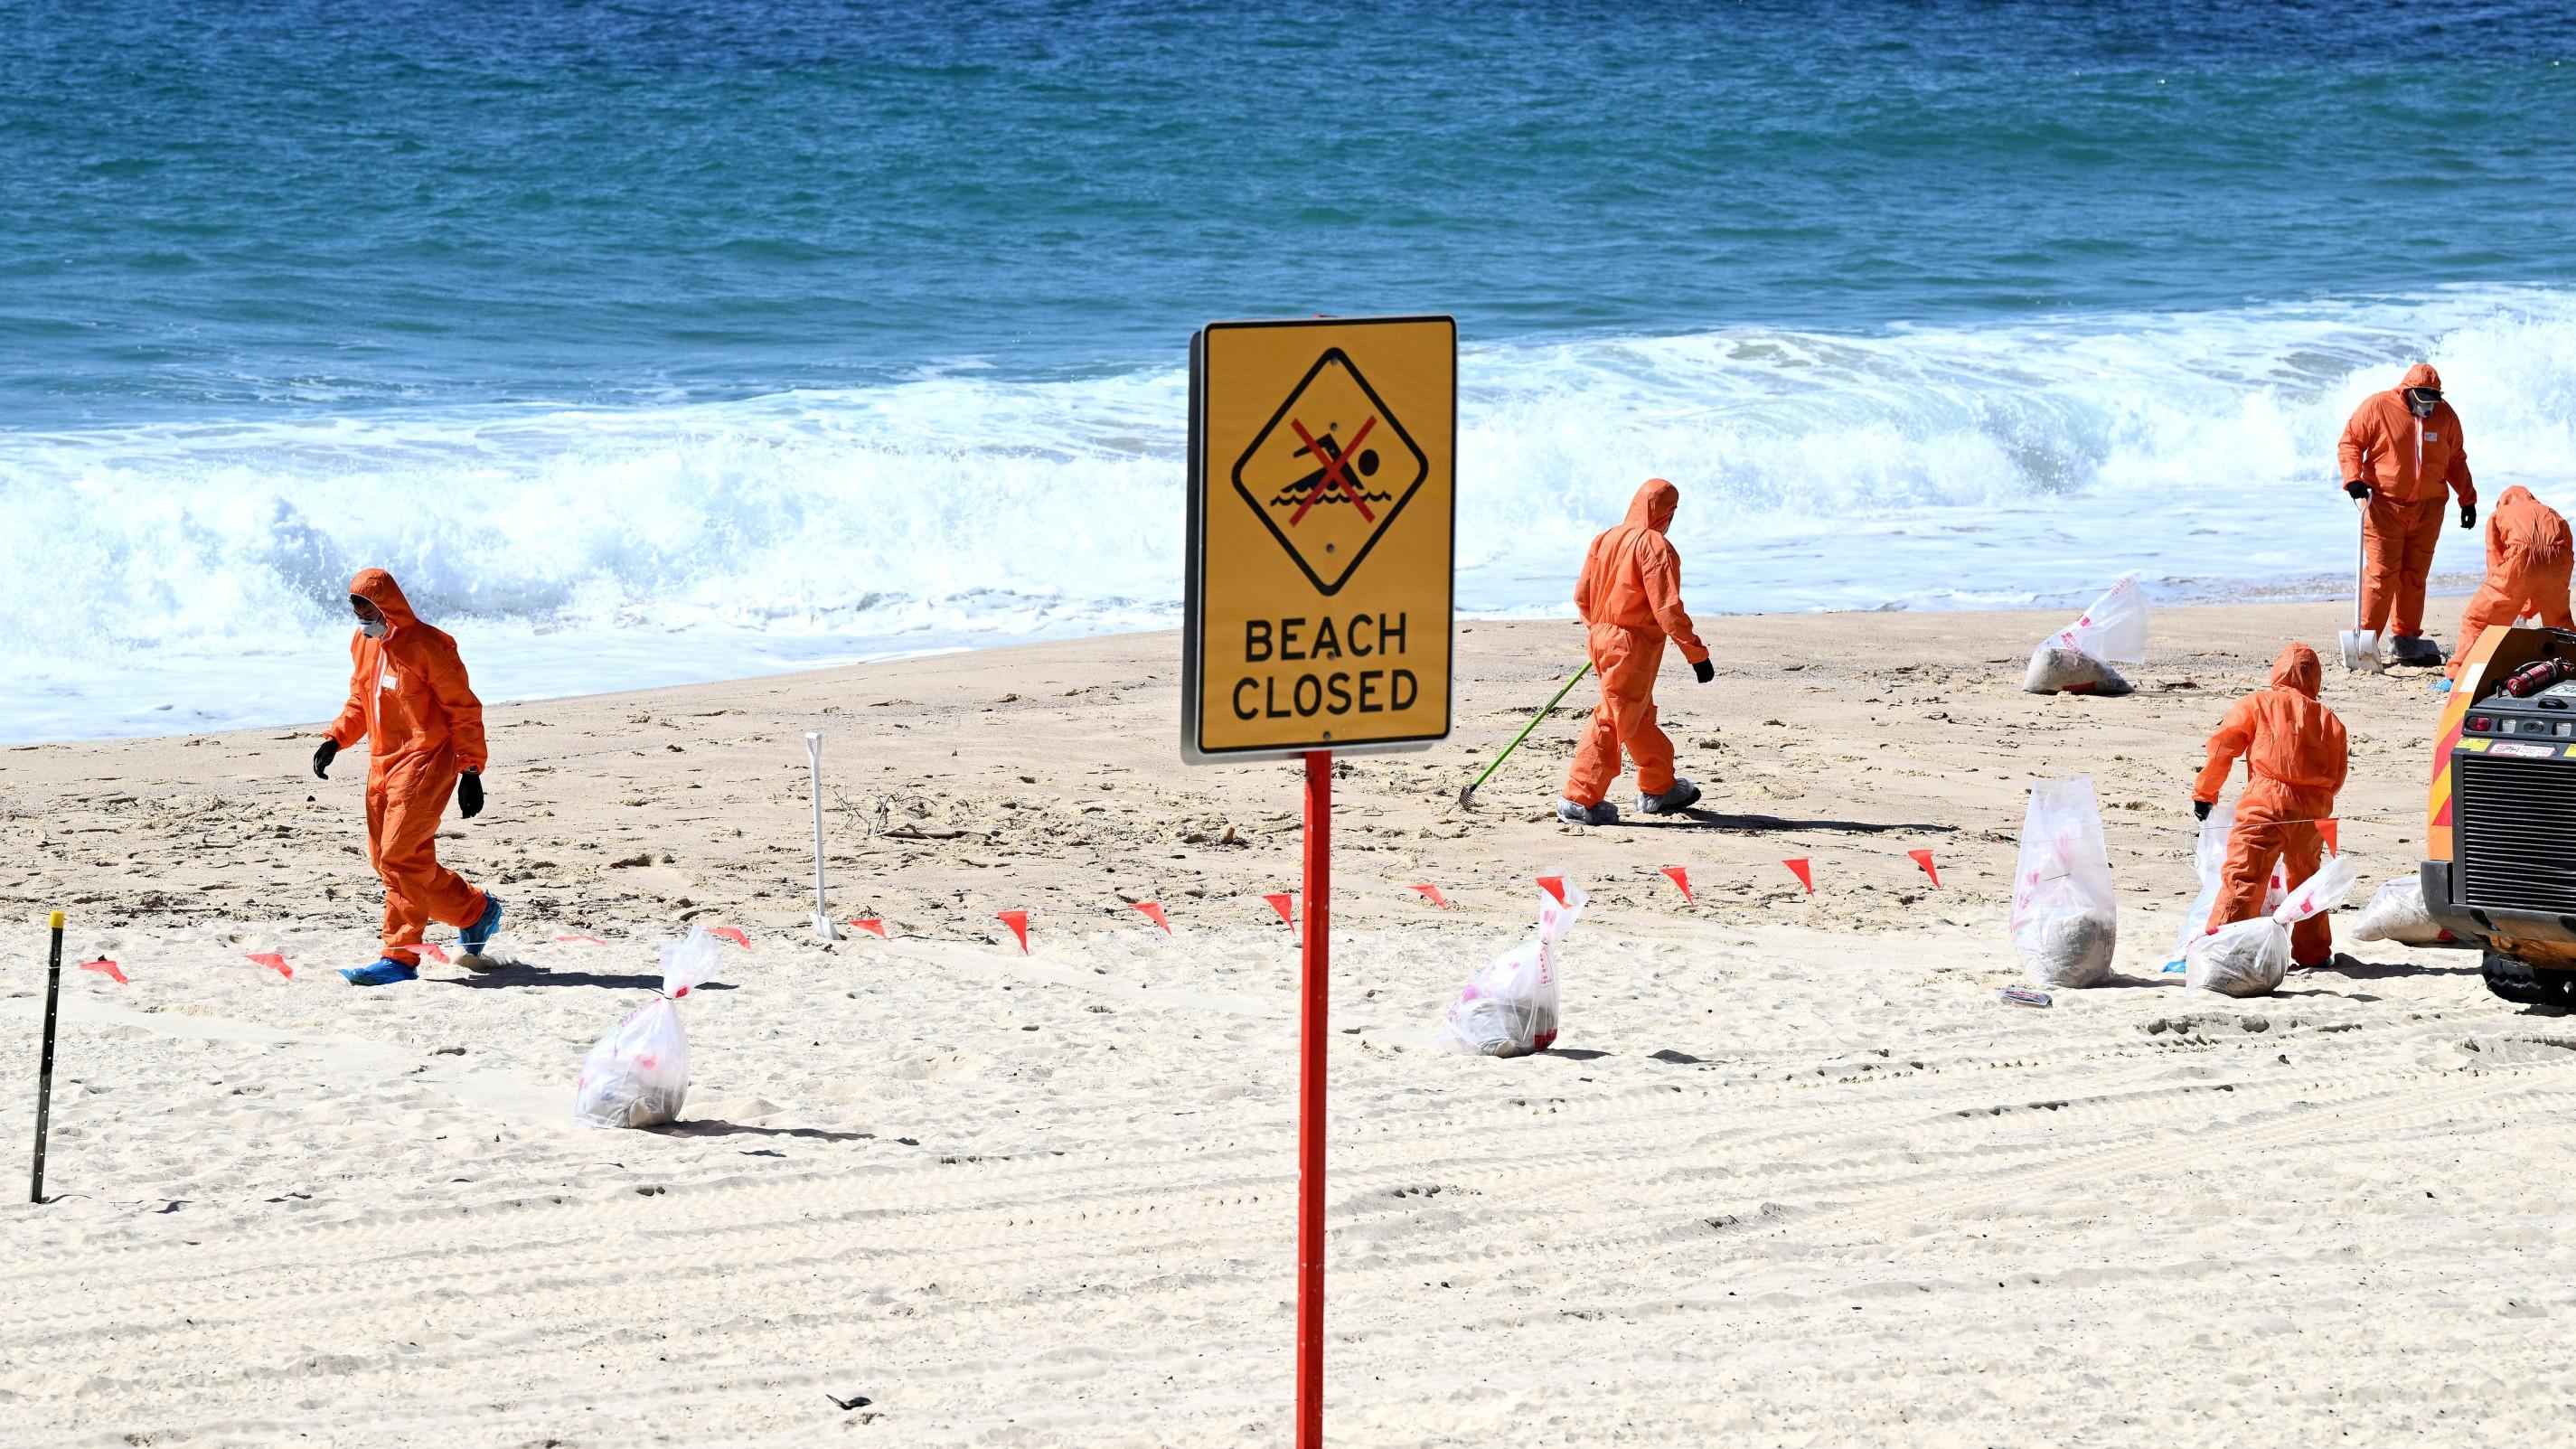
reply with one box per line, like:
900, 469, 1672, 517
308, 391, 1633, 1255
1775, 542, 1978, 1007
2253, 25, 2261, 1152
2480, 951, 2576, 1011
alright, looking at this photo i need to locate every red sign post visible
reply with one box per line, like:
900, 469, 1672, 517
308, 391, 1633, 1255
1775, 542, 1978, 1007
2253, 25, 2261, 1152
1295, 749, 1331, 1444
1183, 316, 1455, 1447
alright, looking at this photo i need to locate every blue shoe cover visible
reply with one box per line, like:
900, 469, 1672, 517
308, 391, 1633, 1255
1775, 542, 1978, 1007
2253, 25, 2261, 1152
460, 893, 504, 956
342, 957, 419, 987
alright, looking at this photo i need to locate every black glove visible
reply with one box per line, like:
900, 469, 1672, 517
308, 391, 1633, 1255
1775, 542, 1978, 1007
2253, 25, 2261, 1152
2462, 503, 2477, 529
1692, 658, 1716, 684
2193, 799, 2212, 822
457, 771, 484, 820
2345, 480, 2372, 501
312, 739, 337, 780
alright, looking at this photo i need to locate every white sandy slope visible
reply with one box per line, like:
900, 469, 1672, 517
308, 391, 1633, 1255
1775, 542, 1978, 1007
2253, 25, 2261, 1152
4, 607, 2575, 1444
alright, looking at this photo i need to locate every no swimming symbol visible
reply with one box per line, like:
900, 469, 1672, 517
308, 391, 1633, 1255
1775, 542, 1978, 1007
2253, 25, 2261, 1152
1232, 348, 1428, 596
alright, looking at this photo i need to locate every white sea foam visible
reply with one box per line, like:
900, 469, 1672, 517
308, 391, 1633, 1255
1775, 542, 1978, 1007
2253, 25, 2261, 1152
5, 287, 2571, 742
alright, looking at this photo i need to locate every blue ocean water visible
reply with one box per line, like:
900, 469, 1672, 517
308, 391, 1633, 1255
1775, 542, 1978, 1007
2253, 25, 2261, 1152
3, 1, 2573, 740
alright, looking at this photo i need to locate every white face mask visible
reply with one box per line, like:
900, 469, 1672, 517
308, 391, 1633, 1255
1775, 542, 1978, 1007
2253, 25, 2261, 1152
2407, 391, 2439, 419
359, 616, 389, 639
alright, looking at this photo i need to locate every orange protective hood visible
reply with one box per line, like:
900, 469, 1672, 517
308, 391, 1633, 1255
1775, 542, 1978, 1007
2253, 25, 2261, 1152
2195, 641, 2346, 805
325, 564, 486, 774
348, 568, 420, 629
1624, 477, 1678, 534
2486, 485, 2570, 563
2340, 362, 2472, 509
2270, 642, 2321, 699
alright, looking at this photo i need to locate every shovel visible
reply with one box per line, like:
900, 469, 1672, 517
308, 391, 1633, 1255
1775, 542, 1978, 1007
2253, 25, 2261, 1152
2338, 498, 2382, 673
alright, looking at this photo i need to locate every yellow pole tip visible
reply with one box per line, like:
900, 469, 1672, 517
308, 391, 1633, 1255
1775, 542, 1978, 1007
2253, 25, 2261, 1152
47, 910, 65, 929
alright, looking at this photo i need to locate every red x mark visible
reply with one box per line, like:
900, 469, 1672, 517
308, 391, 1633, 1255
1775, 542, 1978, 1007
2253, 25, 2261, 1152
1286, 416, 1377, 525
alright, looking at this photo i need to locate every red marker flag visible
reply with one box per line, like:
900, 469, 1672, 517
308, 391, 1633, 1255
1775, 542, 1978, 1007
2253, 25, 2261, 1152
848, 917, 888, 938
245, 952, 291, 977
1407, 883, 1450, 910
1908, 849, 1941, 888
2319, 818, 2339, 855
708, 926, 752, 951
1782, 859, 1814, 894
1537, 874, 1569, 907
995, 909, 1031, 955
1132, 901, 1171, 934
555, 934, 606, 946
1262, 892, 1302, 946
418, 942, 451, 964
1659, 866, 1693, 903
80, 957, 127, 984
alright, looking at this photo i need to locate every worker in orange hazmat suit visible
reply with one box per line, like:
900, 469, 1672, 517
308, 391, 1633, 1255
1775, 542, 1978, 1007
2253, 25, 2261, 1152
2445, 485, 2573, 680
1556, 477, 1715, 825
2340, 362, 2476, 667
2191, 643, 2349, 968
312, 568, 502, 986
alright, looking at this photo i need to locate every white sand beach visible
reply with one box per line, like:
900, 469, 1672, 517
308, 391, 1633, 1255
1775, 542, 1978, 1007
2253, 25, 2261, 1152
3, 603, 2571, 1445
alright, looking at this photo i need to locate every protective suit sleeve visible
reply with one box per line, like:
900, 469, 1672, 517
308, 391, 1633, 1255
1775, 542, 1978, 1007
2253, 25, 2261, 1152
1572, 549, 1598, 626
2446, 427, 2475, 509
326, 635, 370, 749
2336, 407, 2373, 485
2326, 717, 2350, 798
2193, 695, 2259, 803
1636, 535, 1710, 664
422, 635, 488, 773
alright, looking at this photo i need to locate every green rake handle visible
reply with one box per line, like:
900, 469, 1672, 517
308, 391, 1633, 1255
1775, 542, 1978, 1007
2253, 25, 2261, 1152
1457, 662, 1592, 809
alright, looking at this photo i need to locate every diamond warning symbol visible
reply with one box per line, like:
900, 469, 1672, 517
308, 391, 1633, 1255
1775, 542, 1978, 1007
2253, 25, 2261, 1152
1231, 348, 1430, 597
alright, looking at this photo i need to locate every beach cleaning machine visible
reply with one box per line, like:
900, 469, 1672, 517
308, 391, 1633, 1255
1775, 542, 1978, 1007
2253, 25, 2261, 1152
2422, 622, 2576, 1008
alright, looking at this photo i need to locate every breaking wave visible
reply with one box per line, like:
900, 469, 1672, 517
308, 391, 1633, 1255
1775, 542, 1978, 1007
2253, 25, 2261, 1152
5, 285, 2572, 741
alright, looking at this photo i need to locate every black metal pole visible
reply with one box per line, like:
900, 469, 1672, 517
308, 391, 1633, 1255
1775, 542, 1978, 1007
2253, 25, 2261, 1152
30, 908, 62, 1205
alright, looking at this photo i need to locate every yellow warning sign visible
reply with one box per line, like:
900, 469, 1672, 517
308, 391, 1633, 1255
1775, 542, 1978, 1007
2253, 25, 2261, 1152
1185, 315, 1454, 762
